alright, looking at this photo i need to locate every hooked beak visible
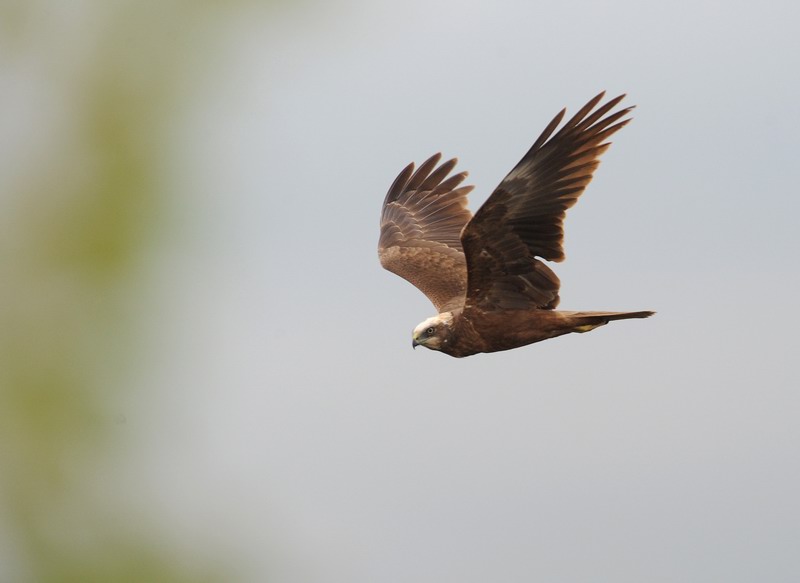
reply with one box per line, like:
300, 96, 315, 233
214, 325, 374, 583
412, 338, 419, 349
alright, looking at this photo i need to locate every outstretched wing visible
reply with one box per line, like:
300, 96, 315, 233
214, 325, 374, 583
379, 153, 474, 313
461, 92, 633, 311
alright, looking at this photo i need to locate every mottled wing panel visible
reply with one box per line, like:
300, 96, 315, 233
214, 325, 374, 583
462, 92, 632, 311
379, 153, 474, 313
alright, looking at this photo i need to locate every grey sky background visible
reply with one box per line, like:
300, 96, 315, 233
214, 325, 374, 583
147, 1, 799, 581
138, 1, 800, 580
5, 0, 799, 581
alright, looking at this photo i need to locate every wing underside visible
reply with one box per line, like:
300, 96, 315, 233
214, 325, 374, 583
378, 153, 474, 313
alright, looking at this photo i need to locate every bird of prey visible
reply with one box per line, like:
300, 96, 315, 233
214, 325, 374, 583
378, 92, 653, 357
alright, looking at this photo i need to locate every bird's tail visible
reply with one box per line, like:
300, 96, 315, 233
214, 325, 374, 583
567, 310, 655, 333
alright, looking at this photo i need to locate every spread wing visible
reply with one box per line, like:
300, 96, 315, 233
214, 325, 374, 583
461, 92, 633, 311
379, 153, 474, 313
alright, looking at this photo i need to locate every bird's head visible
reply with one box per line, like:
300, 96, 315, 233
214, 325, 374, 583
411, 312, 455, 352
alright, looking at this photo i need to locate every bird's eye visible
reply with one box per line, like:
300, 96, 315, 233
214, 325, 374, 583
426, 327, 435, 336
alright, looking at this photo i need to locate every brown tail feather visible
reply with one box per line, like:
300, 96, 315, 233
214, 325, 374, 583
567, 310, 655, 333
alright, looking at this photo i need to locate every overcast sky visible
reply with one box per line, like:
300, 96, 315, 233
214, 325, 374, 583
18, 0, 798, 581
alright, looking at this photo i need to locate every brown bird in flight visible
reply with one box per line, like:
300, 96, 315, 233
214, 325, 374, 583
378, 92, 653, 357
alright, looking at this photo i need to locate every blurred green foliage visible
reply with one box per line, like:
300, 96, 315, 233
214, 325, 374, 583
0, 2, 264, 581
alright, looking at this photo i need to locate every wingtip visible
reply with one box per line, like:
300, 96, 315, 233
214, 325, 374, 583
589, 90, 607, 107
383, 160, 416, 205
598, 92, 631, 111
441, 156, 459, 172
615, 95, 636, 115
